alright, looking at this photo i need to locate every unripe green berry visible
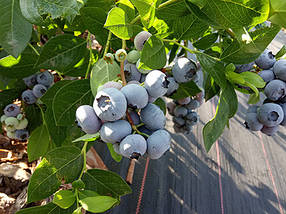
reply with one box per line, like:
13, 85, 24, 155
72, 179, 85, 189
5, 125, 16, 132
127, 50, 140, 63
17, 114, 24, 120
7, 131, 16, 139
5, 117, 19, 128
1, 115, 7, 123
104, 53, 114, 64
115, 49, 127, 62
16, 118, 28, 130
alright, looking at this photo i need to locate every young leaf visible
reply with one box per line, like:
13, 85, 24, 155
72, 133, 100, 143
170, 81, 202, 100
106, 143, 122, 163
27, 125, 50, 162
27, 159, 61, 203
117, 0, 135, 21
275, 45, 286, 59
193, 33, 218, 50
82, 169, 132, 198
53, 190, 76, 209
268, 0, 286, 28
240, 72, 266, 88
52, 79, 94, 126
16, 202, 76, 214
0, 0, 32, 57
36, 35, 88, 73
141, 36, 167, 69
90, 58, 120, 96
79, 195, 118, 213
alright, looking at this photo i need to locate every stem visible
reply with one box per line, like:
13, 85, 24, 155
184, 40, 188, 56
75, 189, 80, 208
85, 31, 93, 79
226, 28, 236, 39
158, 0, 180, 9
57, 72, 64, 80
122, 39, 126, 49
28, 43, 40, 56
161, 38, 197, 55
120, 39, 127, 86
126, 112, 149, 138
130, 15, 141, 25
78, 141, 88, 180
103, 31, 112, 56
36, 103, 47, 127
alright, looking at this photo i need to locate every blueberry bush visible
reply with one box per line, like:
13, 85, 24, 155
0, 0, 286, 213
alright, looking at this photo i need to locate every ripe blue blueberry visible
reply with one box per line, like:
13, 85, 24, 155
99, 81, 123, 91
255, 49, 276, 70
280, 103, 286, 126
235, 62, 255, 73
186, 99, 200, 110
145, 70, 168, 98
147, 130, 171, 159
124, 63, 142, 82
32, 84, 47, 98
166, 77, 179, 96
172, 57, 197, 83
178, 97, 191, 105
134, 31, 152, 51
244, 113, 263, 131
15, 129, 29, 141
128, 110, 140, 125
76, 105, 101, 134
138, 125, 153, 136
148, 95, 157, 103
22, 90, 37, 104
173, 117, 185, 126
121, 84, 148, 109
126, 50, 140, 63
258, 70, 275, 83
140, 103, 166, 131
247, 105, 259, 114
100, 120, 132, 143
186, 111, 199, 126
174, 106, 188, 117
257, 103, 284, 127
93, 88, 127, 121
273, 59, 286, 81
261, 125, 279, 136
264, 80, 286, 101
119, 134, 147, 159
36, 71, 54, 87
23, 74, 37, 88
167, 102, 176, 115
4, 104, 20, 117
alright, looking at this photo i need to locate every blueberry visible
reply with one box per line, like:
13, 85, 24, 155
136, 59, 151, 74
15, 129, 29, 141
16, 114, 24, 120
280, 103, 286, 126
167, 102, 176, 115
148, 95, 157, 103
15, 118, 28, 130
172, 57, 197, 83
100, 120, 132, 143
264, 80, 286, 101
115, 49, 127, 62
128, 110, 140, 125
247, 105, 259, 114
273, 59, 286, 81
134, 31, 152, 51
257, 103, 284, 127
261, 125, 279, 136
145, 70, 168, 98
255, 49, 276, 70
23, 74, 38, 88
173, 117, 185, 126
124, 63, 142, 82
178, 97, 191, 105
119, 134, 147, 159
140, 103, 166, 131
36, 71, 54, 87
113, 143, 121, 155
32, 84, 47, 98
258, 70, 275, 83
166, 77, 179, 96
1, 115, 7, 123
138, 125, 153, 136
235, 62, 255, 73
146, 130, 171, 159
186, 111, 199, 126
76, 105, 101, 134
244, 113, 263, 131
22, 89, 37, 104
6, 131, 16, 139
126, 50, 140, 63
5, 117, 19, 129
100, 81, 123, 91
127, 80, 140, 85
93, 88, 127, 121
4, 104, 20, 117
121, 84, 148, 109
174, 106, 188, 117
103, 53, 114, 64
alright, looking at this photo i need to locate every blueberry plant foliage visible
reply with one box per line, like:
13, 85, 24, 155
0, 0, 286, 213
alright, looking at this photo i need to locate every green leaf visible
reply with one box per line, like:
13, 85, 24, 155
72, 207, 83, 214
53, 190, 76, 209
269, 0, 286, 28
90, 58, 120, 96
82, 169, 132, 198
19, 0, 44, 25
52, 79, 94, 126
152, 18, 170, 38
79, 195, 118, 213
23, 104, 42, 131
185, 0, 270, 29
154, 97, 167, 115
16, 202, 76, 214
27, 159, 61, 203
221, 25, 281, 64
157, 0, 188, 21
0, 0, 32, 57
117, 0, 135, 21
275, 45, 286, 59
104, 7, 134, 40
130, 0, 157, 28
141, 36, 166, 69
240, 72, 266, 88
171, 81, 202, 100
72, 133, 100, 143
106, 143, 122, 163
27, 125, 50, 162
36, 35, 88, 72
248, 92, 261, 104
203, 74, 220, 101
193, 33, 218, 50
44, 146, 84, 183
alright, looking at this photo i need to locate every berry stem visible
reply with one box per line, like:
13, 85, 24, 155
120, 39, 127, 86
28, 43, 40, 56
161, 38, 197, 54
103, 31, 112, 56
85, 31, 93, 79
78, 141, 88, 180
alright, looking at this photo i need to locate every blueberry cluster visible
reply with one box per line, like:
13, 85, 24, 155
22, 71, 54, 104
167, 96, 201, 133
243, 50, 286, 136
0, 104, 29, 141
